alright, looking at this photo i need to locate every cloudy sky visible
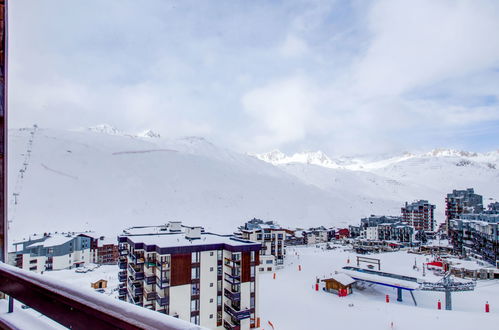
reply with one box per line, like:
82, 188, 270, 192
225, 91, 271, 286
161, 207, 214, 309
9, 0, 499, 156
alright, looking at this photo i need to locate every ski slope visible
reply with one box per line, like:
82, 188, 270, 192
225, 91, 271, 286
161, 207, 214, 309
7, 126, 499, 245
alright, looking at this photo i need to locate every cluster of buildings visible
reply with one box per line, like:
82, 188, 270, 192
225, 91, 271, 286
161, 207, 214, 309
9, 232, 118, 273
446, 189, 498, 267
349, 199, 437, 246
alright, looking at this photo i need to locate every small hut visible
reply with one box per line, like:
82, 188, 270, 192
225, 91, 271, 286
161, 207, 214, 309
91, 279, 108, 289
322, 273, 355, 296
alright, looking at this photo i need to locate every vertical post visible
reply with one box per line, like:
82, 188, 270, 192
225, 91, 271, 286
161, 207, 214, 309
445, 290, 452, 310
397, 288, 402, 302
0, 0, 7, 264
8, 295, 13, 313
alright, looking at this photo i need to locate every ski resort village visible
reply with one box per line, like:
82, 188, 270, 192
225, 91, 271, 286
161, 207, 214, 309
3, 1, 499, 329
2, 127, 498, 329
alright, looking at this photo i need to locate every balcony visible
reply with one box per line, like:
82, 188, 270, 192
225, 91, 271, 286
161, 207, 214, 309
128, 283, 143, 297
224, 258, 241, 268
224, 304, 251, 321
223, 319, 241, 330
155, 276, 170, 289
224, 272, 241, 285
224, 288, 240, 301
145, 275, 157, 285
118, 261, 127, 270
156, 295, 168, 306
144, 287, 158, 301
118, 271, 127, 282
118, 287, 127, 297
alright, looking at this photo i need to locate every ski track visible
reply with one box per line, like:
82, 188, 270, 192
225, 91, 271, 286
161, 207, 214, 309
41, 164, 78, 180
112, 149, 177, 155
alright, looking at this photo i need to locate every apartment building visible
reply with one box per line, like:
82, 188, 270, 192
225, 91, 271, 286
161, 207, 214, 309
118, 224, 261, 329
401, 200, 436, 231
79, 233, 119, 264
302, 227, 335, 245
238, 219, 286, 273
11, 233, 92, 272
377, 222, 414, 243
445, 188, 483, 232
449, 212, 499, 267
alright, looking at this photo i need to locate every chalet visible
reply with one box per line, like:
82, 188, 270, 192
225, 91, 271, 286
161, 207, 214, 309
322, 273, 355, 296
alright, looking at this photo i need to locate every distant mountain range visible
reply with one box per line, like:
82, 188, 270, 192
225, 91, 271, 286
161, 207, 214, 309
7, 125, 498, 245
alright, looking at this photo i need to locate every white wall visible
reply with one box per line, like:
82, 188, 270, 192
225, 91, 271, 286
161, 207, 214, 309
200, 250, 218, 329
169, 284, 191, 322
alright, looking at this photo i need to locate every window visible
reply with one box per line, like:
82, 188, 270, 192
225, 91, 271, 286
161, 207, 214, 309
267, 267, 272, 271
192, 283, 200, 295
250, 266, 255, 277
217, 250, 222, 261
259, 267, 264, 272
266, 260, 273, 264
190, 315, 199, 325
210, 298, 213, 303
210, 251, 214, 256
250, 251, 255, 262
191, 252, 200, 263
210, 282, 214, 287
190, 299, 199, 312
191, 267, 200, 280
210, 267, 214, 272
210, 314, 213, 319
217, 296, 222, 305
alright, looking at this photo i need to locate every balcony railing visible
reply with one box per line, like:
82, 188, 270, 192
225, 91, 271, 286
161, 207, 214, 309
156, 295, 169, 306
224, 304, 251, 321
146, 275, 157, 285
118, 271, 127, 282
224, 288, 240, 301
0, 262, 199, 330
155, 276, 170, 289
223, 319, 241, 330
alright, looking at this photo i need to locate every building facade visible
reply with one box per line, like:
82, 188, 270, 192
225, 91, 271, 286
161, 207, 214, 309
238, 219, 286, 273
401, 200, 436, 231
11, 233, 92, 272
449, 212, 499, 267
377, 222, 414, 243
445, 188, 483, 232
302, 227, 335, 245
118, 225, 261, 329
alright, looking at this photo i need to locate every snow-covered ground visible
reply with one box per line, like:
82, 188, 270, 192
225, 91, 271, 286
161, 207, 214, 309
39, 247, 499, 330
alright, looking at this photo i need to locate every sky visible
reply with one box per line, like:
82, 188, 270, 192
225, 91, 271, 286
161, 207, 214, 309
8, 0, 499, 156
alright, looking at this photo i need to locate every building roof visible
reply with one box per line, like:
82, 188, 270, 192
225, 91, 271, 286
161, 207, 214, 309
123, 232, 259, 249
327, 273, 356, 286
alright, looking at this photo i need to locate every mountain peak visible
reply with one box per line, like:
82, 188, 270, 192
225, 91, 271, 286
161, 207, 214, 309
138, 129, 161, 138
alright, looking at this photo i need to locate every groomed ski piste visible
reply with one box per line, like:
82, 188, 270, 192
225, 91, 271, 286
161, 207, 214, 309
12, 244, 498, 330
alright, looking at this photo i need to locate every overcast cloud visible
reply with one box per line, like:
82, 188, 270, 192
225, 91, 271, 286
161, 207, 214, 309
9, 0, 499, 156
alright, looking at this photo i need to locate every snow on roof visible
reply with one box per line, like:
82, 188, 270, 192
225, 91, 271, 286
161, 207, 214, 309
126, 233, 259, 248
327, 273, 356, 286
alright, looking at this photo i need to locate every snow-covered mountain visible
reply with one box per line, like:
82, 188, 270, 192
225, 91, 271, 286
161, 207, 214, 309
7, 126, 498, 246
253, 150, 339, 168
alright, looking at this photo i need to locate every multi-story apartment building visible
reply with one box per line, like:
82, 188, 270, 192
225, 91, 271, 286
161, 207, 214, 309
360, 215, 400, 229
377, 222, 414, 243
302, 227, 335, 245
445, 188, 483, 232
238, 219, 286, 273
118, 224, 261, 329
401, 200, 436, 231
11, 233, 92, 272
79, 233, 119, 264
449, 211, 499, 267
